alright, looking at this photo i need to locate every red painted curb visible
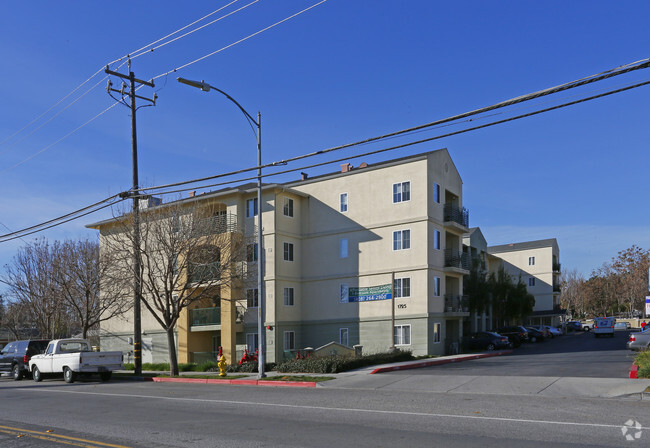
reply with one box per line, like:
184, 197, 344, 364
369, 350, 513, 374
151, 377, 316, 387
629, 364, 639, 379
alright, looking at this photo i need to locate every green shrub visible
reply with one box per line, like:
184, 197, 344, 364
275, 350, 414, 374
179, 363, 198, 372
225, 361, 275, 373
635, 350, 650, 378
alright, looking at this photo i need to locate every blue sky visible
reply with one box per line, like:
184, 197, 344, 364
1, 0, 650, 279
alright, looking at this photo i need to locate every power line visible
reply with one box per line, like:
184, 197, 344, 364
153, 0, 329, 80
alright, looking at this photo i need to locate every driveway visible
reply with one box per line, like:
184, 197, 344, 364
320, 330, 650, 397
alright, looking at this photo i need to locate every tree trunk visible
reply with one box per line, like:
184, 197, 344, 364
167, 329, 179, 376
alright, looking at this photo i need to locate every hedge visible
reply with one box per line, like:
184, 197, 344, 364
275, 350, 414, 374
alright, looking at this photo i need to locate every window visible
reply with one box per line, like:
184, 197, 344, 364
394, 277, 411, 298
340, 193, 348, 212
247, 288, 259, 308
340, 238, 348, 258
283, 287, 294, 306
434, 229, 441, 250
393, 181, 411, 203
246, 198, 258, 217
340, 328, 349, 346
246, 333, 258, 352
529, 277, 536, 287
284, 331, 295, 350
393, 229, 411, 250
433, 323, 441, 343
247, 243, 258, 263
434, 277, 441, 297
529, 256, 535, 266
433, 183, 441, 204
283, 197, 294, 217
283, 242, 294, 261
394, 325, 411, 345
340, 283, 349, 303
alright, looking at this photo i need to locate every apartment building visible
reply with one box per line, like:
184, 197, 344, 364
89, 148, 471, 363
487, 239, 562, 326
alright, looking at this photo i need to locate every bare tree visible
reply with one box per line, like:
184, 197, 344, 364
1, 299, 33, 339
560, 268, 585, 318
102, 201, 249, 375
0, 239, 68, 338
55, 238, 132, 340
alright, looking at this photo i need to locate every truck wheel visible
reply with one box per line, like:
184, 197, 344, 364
12, 365, 23, 381
100, 372, 112, 382
64, 367, 75, 384
32, 366, 42, 382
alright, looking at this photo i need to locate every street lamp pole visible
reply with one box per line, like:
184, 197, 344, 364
177, 77, 266, 378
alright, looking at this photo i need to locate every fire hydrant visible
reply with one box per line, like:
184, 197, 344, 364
218, 354, 227, 377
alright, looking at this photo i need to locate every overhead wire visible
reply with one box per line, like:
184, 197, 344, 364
153, 0, 329, 80
139, 76, 650, 199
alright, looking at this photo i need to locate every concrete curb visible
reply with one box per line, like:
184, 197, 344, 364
369, 350, 514, 374
629, 363, 639, 379
151, 377, 316, 388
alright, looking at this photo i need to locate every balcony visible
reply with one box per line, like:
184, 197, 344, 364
553, 262, 561, 273
553, 283, 561, 293
444, 294, 469, 313
191, 307, 221, 327
444, 248, 470, 271
444, 204, 469, 228
187, 261, 220, 284
191, 214, 238, 238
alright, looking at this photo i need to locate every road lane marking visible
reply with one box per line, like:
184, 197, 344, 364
0, 424, 131, 448
23, 388, 649, 432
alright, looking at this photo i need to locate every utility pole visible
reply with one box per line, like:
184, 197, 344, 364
105, 60, 156, 376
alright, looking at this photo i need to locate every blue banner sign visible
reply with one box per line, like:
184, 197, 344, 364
341, 284, 392, 303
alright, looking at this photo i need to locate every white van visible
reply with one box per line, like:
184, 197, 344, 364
593, 317, 615, 337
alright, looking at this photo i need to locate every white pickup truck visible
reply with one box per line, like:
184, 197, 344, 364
29, 339, 123, 383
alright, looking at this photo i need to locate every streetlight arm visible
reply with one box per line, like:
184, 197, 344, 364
177, 77, 258, 127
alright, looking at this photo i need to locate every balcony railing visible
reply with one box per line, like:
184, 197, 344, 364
187, 262, 220, 284
553, 262, 561, 272
444, 204, 469, 228
444, 248, 471, 270
190, 214, 238, 237
191, 307, 221, 327
553, 283, 561, 293
444, 294, 468, 313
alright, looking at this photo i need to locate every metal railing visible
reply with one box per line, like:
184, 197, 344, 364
444, 248, 471, 270
187, 262, 221, 284
191, 307, 221, 326
444, 204, 469, 227
190, 214, 238, 237
553, 262, 561, 272
444, 294, 468, 312
553, 283, 561, 293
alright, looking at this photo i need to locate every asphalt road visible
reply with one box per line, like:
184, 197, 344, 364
409, 329, 637, 378
0, 330, 647, 447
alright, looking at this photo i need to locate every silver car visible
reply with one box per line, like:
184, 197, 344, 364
627, 329, 650, 351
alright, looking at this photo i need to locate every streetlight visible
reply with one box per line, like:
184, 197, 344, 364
177, 77, 265, 379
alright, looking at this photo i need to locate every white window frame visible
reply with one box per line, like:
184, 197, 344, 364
283, 242, 294, 262
433, 182, 441, 204
394, 324, 411, 346
394, 277, 411, 298
393, 181, 411, 203
433, 323, 441, 343
434, 229, 441, 250
433, 277, 441, 297
284, 331, 295, 350
283, 197, 294, 217
246, 333, 258, 352
340, 193, 348, 212
283, 287, 295, 306
529, 256, 535, 266
340, 328, 349, 346
340, 283, 349, 303
247, 288, 259, 308
340, 238, 348, 258
393, 229, 411, 251
246, 198, 258, 218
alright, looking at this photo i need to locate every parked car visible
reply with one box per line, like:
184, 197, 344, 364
581, 320, 594, 331
464, 332, 512, 351
527, 325, 552, 339
0, 339, 50, 380
614, 322, 631, 330
29, 339, 123, 383
494, 326, 529, 347
627, 328, 650, 351
544, 325, 562, 338
593, 317, 615, 338
524, 327, 545, 342
565, 321, 582, 332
